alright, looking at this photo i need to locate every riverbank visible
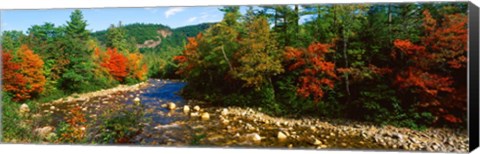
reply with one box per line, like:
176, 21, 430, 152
29, 79, 469, 152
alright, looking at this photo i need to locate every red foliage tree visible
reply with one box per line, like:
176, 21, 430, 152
285, 43, 338, 102
101, 48, 128, 82
392, 10, 467, 124
2, 45, 46, 101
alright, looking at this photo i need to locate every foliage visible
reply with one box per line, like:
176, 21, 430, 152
95, 105, 145, 144
284, 43, 337, 102
57, 106, 87, 143
2, 45, 46, 102
391, 10, 467, 124
101, 48, 129, 82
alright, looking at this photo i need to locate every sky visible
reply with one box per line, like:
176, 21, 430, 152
0, 6, 227, 33
0, 5, 313, 34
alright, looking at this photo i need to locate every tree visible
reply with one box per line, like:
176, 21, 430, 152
392, 10, 467, 124
106, 22, 130, 54
101, 48, 128, 82
285, 42, 338, 102
126, 52, 148, 82
2, 45, 46, 101
231, 16, 283, 88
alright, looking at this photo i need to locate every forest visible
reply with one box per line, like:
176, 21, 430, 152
1, 2, 469, 151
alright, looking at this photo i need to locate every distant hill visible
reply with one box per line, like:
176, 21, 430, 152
91, 22, 215, 50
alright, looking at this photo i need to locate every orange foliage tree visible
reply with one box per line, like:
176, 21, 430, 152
284, 43, 338, 102
391, 10, 467, 124
127, 52, 148, 81
101, 48, 128, 82
2, 45, 46, 101
174, 33, 202, 77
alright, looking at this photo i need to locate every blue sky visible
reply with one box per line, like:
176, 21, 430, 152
1, 6, 312, 34
1, 6, 227, 33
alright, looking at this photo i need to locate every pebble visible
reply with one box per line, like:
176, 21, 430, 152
277, 131, 287, 141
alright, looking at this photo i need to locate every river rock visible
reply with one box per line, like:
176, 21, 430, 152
277, 131, 287, 141
161, 104, 167, 108
221, 108, 229, 116
246, 133, 261, 142
183, 105, 190, 113
311, 138, 322, 146
190, 112, 199, 117
34, 126, 54, 139
19, 103, 30, 114
168, 102, 176, 110
201, 112, 210, 120
134, 97, 141, 105
50, 106, 56, 110
193, 105, 200, 112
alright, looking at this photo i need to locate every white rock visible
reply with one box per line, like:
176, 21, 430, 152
277, 131, 288, 141
193, 105, 200, 112
50, 106, 56, 110
190, 112, 199, 117
222, 119, 230, 125
168, 102, 176, 110
183, 105, 190, 113
247, 133, 262, 142
161, 104, 167, 108
19, 103, 30, 114
134, 97, 140, 105
221, 108, 228, 116
312, 138, 322, 145
201, 112, 210, 120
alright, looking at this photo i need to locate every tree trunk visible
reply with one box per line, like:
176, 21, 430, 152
342, 28, 351, 96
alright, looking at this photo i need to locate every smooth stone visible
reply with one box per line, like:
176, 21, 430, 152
277, 131, 287, 141
221, 108, 229, 116
183, 105, 190, 113
19, 103, 30, 113
168, 102, 176, 110
201, 112, 210, 120
311, 139, 322, 146
50, 106, 56, 110
193, 105, 200, 112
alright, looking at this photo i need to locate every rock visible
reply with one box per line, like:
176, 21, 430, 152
246, 133, 261, 142
201, 112, 210, 120
277, 131, 287, 141
222, 119, 230, 125
34, 126, 54, 139
193, 105, 200, 112
168, 102, 176, 110
311, 138, 322, 146
190, 112, 199, 117
19, 103, 30, 114
50, 106, 56, 110
102, 101, 109, 104
134, 97, 141, 105
288, 144, 293, 148
183, 105, 190, 113
221, 108, 229, 116
82, 107, 88, 111
161, 104, 167, 108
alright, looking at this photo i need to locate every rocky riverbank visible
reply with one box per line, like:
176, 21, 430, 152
183, 100, 469, 152
27, 79, 468, 153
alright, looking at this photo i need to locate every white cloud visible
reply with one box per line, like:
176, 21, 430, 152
187, 17, 197, 23
165, 7, 185, 18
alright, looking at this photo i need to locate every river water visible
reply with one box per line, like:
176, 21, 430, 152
41, 79, 388, 150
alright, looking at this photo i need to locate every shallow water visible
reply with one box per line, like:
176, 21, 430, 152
41, 79, 388, 150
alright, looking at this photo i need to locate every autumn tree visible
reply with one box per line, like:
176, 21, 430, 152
392, 10, 467, 124
285, 43, 337, 102
101, 48, 128, 82
126, 52, 148, 82
2, 45, 46, 101
231, 16, 284, 88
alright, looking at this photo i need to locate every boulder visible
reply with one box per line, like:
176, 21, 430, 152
277, 131, 287, 141
168, 102, 176, 110
221, 108, 229, 116
201, 112, 210, 121
19, 103, 30, 114
183, 105, 190, 113
193, 105, 200, 112
133, 97, 141, 105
